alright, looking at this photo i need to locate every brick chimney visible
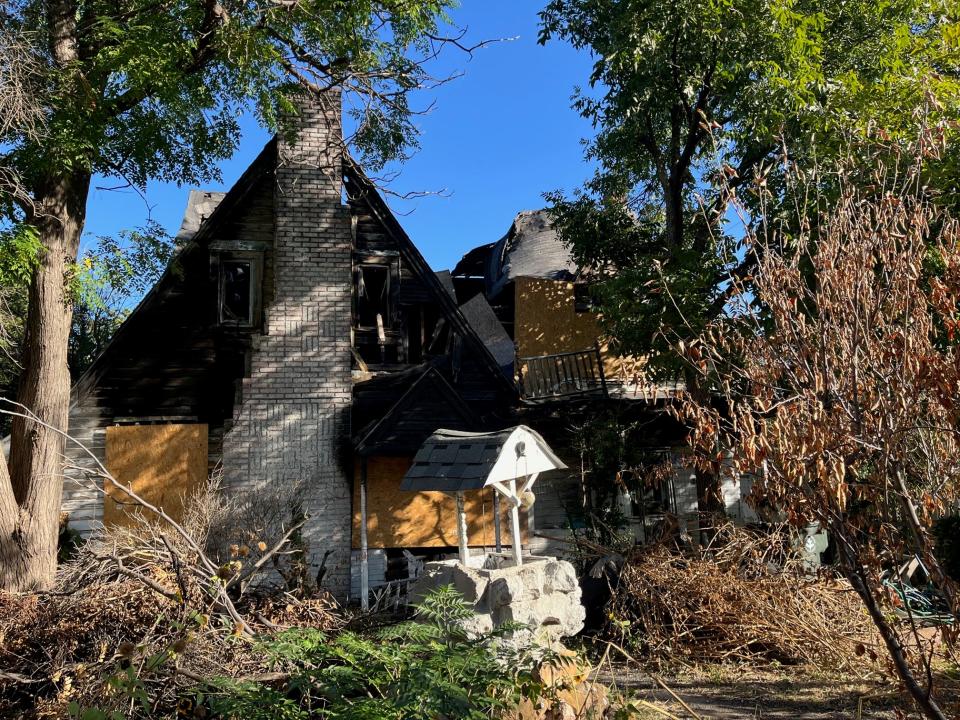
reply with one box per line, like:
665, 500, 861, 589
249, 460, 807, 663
222, 89, 353, 599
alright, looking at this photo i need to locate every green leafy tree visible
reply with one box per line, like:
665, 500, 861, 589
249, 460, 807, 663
68, 223, 175, 376
0, 0, 468, 591
538, 0, 960, 523
0, 225, 43, 431
0, 223, 172, 438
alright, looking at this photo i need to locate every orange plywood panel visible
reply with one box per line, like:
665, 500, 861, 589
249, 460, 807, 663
103, 424, 208, 527
514, 277, 641, 380
352, 456, 527, 549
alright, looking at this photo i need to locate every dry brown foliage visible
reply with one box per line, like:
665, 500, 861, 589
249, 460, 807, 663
669, 116, 960, 719
603, 529, 883, 674
609, 548, 882, 675
0, 478, 343, 719
0, 579, 266, 718
0, 28, 45, 211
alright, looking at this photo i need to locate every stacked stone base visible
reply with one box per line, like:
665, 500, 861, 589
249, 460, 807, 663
409, 554, 585, 641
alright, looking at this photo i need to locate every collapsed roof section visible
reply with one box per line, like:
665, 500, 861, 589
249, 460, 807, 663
342, 156, 517, 401
175, 190, 226, 244
458, 293, 514, 379
453, 209, 578, 301
353, 366, 483, 456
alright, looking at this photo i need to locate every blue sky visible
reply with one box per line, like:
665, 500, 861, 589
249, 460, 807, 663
82, 2, 598, 272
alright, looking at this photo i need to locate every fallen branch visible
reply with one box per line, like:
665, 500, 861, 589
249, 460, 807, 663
607, 642, 703, 720
226, 515, 308, 593
0, 402, 255, 636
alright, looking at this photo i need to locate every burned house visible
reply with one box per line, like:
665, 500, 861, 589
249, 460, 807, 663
59, 94, 755, 605
61, 96, 516, 600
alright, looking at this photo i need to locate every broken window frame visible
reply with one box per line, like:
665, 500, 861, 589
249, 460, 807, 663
355, 263, 392, 331
215, 250, 263, 328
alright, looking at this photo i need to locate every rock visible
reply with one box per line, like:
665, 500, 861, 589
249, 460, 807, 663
516, 562, 545, 600
489, 575, 526, 607
494, 592, 585, 637
409, 555, 585, 643
452, 563, 488, 604
543, 560, 577, 594
459, 611, 494, 637
408, 560, 456, 606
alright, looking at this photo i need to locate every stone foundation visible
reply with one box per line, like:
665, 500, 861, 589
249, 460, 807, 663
410, 554, 585, 641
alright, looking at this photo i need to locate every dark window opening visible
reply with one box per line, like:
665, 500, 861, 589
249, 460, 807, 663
221, 260, 252, 324
574, 283, 599, 313
426, 316, 447, 354
357, 265, 390, 328
357, 339, 399, 365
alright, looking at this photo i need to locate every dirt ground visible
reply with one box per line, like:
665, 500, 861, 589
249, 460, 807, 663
600, 664, 960, 719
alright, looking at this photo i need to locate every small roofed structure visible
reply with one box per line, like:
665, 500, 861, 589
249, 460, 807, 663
400, 426, 566, 568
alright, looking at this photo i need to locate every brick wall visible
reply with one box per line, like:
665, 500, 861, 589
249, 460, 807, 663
222, 90, 354, 600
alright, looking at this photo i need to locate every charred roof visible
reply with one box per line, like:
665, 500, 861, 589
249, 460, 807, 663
453, 209, 578, 300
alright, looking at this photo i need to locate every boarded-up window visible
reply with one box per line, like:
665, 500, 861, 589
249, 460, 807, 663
104, 424, 209, 527
352, 456, 527, 549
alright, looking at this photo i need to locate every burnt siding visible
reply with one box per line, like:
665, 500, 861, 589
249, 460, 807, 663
215, 170, 277, 307
348, 191, 510, 431
62, 173, 276, 533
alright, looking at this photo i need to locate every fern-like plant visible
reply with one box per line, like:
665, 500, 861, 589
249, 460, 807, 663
203, 586, 548, 719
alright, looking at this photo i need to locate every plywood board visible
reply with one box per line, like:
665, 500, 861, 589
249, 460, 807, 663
514, 277, 641, 380
104, 423, 208, 527
352, 456, 527, 549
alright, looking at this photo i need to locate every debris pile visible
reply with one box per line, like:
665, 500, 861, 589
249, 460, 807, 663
0, 480, 343, 719
602, 525, 883, 672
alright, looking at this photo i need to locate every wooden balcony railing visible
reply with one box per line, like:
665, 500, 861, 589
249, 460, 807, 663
517, 344, 608, 402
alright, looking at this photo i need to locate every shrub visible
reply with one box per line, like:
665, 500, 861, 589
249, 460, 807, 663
202, 586, 549, 719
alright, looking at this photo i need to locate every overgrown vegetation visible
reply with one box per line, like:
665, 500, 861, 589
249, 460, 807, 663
201, 585, 549, 720
539, 0, 960, 373
0, 476, 342, 718
539, 0, 960, 524
1, 466, 616, 719
602, 524, 883, 672
673, 123, 960, 719
5, 3, 960, 717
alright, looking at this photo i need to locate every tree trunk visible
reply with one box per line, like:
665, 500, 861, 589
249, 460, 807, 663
665, 173, 685, 251
0, 169, 90, 591
834, 526, 949, 720
685, 370, 724, 543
